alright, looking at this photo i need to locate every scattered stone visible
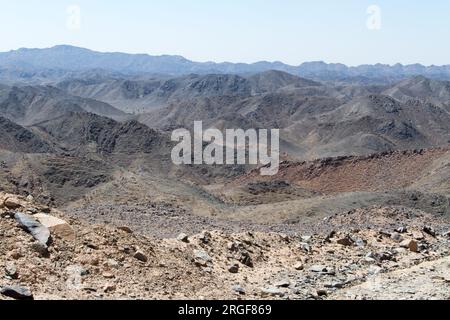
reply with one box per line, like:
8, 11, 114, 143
373, 252, 395, 263
15, 212, 50, 246
324, 282, 345, 289
298, 242, 311, 252
66, 265, 89, 277
103, 284, 116, 293
194, 250, 212, 267
84, 241, 99, 250
26, 194, 34, 202
390, 233, 404, 242
337, 235, 354, 246
3, 197, 23, 209
203, 267, 212, 273
354, 238, 366, 247
423, 226, 436, 237
274, 279, 291, 288
260, 287, 285, 297
177, 233, 189, 243
4, 262, 18, 279
368, 265, 382, 276
379, 230, 392, 237
34, 213, 75, 241
102, 272, 115, 279
133, 250, 148, 263
396, 226, 407, 233
325, 230, 336, 242
78, 255, 100, 266
105, 259, 120, 269
227, 241, 240, 252
238, 251, 253, 268
232, 285, 246, 295
228, 264, 239, 274
316, 289, 328, 297
294, 262, 304, 270
412, 231, 425, 240
199, 231, 212, 244
393, 247, 407, 254
400, 239, 419, 253
0, 285, 33, 300
117, 226, 133, 233
309, 265, 328, 273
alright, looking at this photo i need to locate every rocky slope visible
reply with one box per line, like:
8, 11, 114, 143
0, 85, 128, 126
1, 192, 448, 300
0, 116, 53, 153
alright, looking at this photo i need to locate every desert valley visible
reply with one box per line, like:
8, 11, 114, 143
0, 46, 449, 300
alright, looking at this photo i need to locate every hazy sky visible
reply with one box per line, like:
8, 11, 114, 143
0, 0, 449, 66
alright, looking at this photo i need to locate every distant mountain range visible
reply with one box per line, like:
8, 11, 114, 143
1, 45, 450, 83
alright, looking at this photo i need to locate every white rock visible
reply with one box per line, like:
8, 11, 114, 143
34, 213, 75, 241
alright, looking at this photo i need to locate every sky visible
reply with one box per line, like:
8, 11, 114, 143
0, 0, 449, 66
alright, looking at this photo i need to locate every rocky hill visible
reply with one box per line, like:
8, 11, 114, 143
0, 85, 128, 126
32, 112, 168, 155
0, 192, 448, 300
0, 117, 53, 153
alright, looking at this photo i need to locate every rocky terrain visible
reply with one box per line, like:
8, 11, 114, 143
1, 192, 449, 300
1, 47, 450, 300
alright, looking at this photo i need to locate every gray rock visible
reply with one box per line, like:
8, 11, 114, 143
4, 262, 18, 279
391, 233, 404, 242
274, 279, 291, 288
133, 250, 148, 263
261, 287, 285, 297
238, 251, 253, 268
14, 212, 50, 246
395, 226, 407, 233
105, 259, 120, 269
177, 233, 189, 243
324, 282, 345, 289
294, 262, 304, 270
199, 231, 212, 244
373, 251, 395, 262
368, 265, 382, 276
309, 265, 329, 273
354, 238, 367, 247
232, 285, 246, 295
194, 250, 212, 267
298, 242, 311, 252
423, 226, 436, 237
0, 285, 34, 300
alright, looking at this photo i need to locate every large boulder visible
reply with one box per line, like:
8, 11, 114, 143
0, 285, 34, 300
3, 195, 27, 209
34, 213, 75, 241
14, 212, 51, 246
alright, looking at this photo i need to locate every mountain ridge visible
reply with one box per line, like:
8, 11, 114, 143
1, 45, 450, 82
